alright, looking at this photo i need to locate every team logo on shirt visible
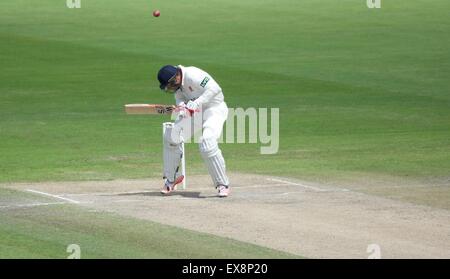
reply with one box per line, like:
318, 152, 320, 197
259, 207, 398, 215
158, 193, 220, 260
200, 77, 210, 88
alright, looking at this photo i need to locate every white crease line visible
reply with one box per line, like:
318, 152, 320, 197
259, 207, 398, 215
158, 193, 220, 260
277, 192, 304, 196
111, 199, 143, 203
267, 178, 350, 193
26, 189, 81, 204
266, 178, 327, 192
54, 180, 347, 198
151, 197, 204, 201
62, 190, 153, 196
238, 183, 292, 189
0, 201, 67, 209
57, 183, 292, 197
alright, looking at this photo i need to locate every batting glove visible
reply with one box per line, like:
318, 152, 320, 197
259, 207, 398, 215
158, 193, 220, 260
175, 102, 187, 119
186, 100, 200, 116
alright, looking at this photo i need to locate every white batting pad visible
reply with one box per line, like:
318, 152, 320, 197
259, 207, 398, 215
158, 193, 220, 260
163, 123, 184, 182
199, 138, 229, 186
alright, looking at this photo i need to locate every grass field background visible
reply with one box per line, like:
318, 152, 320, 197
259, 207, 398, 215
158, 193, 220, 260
0, 0, 449, 257
1, 0, 449, 183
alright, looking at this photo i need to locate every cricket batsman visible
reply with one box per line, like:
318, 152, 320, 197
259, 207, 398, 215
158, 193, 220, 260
157, 65, 230, 197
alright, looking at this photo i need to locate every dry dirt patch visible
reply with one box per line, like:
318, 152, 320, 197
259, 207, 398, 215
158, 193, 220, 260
4, 173, 450, 258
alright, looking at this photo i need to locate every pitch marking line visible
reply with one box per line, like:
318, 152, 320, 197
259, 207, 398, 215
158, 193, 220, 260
266, 178, 326, 192
0, 202, 68, 210
57, 183, 292, 197
50, 179, 348, 199
26, 189, 81, 204
266, 177, 349, 192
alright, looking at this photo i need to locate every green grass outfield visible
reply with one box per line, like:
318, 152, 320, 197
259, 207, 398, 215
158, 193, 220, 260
0, 0, 449, 257
1, 0, 449, 182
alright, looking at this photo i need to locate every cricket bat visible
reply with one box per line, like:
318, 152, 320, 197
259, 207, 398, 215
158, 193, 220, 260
124, 104, 175, 115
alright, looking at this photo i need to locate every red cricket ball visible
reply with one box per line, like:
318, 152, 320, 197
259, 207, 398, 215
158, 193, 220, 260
153, 10, 160, 17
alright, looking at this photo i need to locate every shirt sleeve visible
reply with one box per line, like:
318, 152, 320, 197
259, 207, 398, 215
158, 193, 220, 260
194, 74, 222, 105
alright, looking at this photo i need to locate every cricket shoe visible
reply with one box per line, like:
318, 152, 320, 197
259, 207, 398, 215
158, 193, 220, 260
160, 175, 184, 195
217, 185, 230, 198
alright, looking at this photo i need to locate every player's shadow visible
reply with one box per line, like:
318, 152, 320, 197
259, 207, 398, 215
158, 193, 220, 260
115, 191, 219, 199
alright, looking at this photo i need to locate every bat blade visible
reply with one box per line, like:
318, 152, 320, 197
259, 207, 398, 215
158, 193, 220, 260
124, 104, 174, 115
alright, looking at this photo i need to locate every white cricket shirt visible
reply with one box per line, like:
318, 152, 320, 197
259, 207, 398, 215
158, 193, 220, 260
174, 65, 225, 109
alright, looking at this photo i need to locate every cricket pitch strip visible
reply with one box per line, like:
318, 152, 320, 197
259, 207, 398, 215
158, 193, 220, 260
3, 173, 450, 258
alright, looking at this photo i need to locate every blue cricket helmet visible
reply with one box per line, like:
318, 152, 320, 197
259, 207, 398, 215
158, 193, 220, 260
157, 65, 178, 90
